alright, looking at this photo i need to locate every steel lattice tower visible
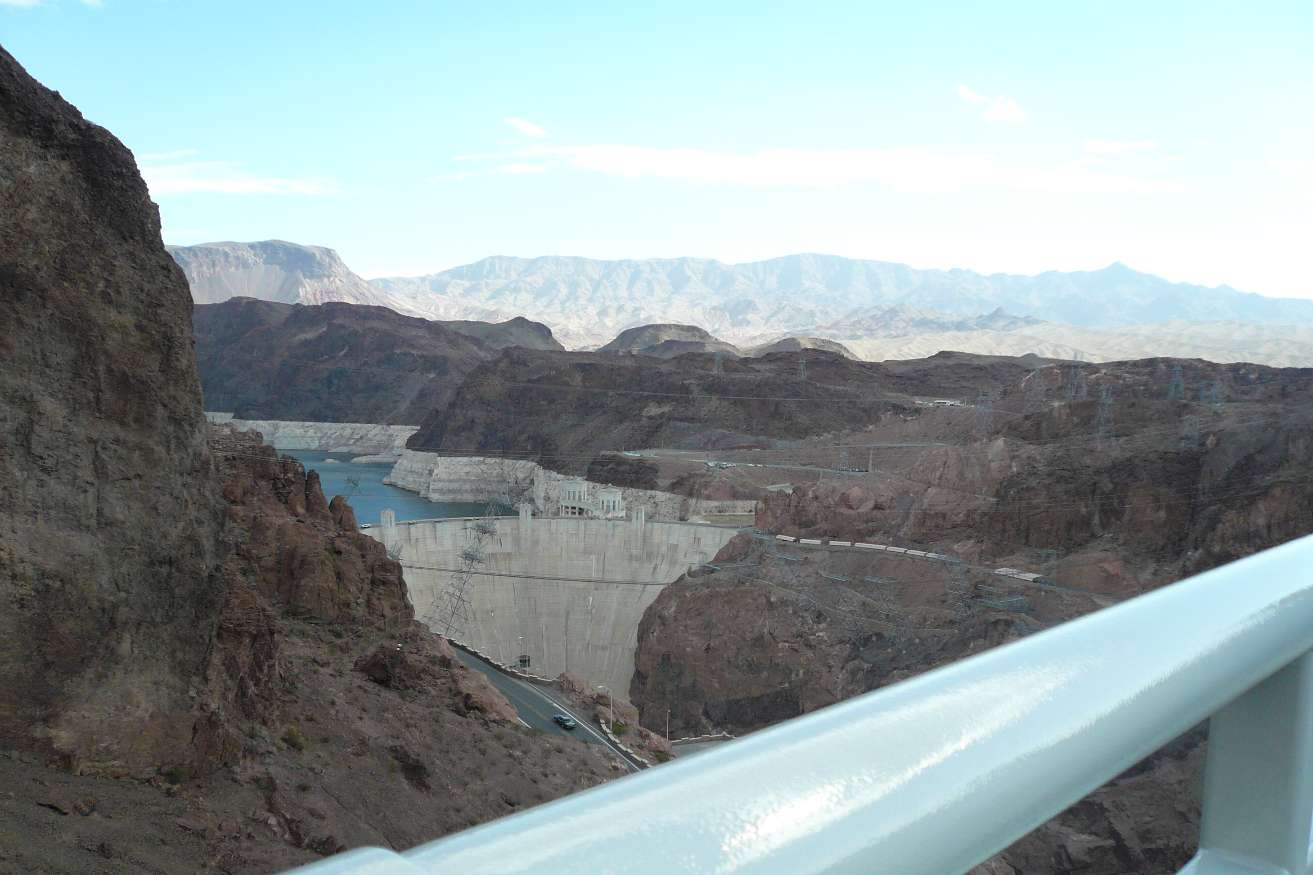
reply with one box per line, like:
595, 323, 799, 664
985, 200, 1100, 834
974, 392, 994, 438
1065, 363, 1088, 402
429, 496, 501, 638
1167, 363, 1186, 401
1096, 386, 1116, 449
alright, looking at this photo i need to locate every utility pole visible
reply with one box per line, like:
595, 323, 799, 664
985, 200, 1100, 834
1202, 380, 1223, 408
1096, 386, 1116, 450
1181, 415, 1200, 450
1167, 362, 1185, 401
1023, 367, 1046, 414
1065, 363, 1088, 402
974, 392, 994, 438
598, 685, 614, 731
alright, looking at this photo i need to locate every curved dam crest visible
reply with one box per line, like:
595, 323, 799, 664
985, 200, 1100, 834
371, 510, 741, 694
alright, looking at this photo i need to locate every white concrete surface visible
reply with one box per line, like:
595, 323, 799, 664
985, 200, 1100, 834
203, 415, 418, 457
385, 451, 757, 522
373, 513, 739, 693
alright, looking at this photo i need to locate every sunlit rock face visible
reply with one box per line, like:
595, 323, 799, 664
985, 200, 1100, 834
169, 239, 388, 307
0, 45, 223, 771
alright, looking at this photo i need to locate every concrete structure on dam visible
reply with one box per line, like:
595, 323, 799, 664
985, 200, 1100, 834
371, 508, 741, 694
386, 450, 757, 522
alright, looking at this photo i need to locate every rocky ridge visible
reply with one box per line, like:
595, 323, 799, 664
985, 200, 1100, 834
406, 347, 913, 477
372, 254, 1313, 348
169, 240, 405, 311
193, 297, 559, 424
598, 323, 742, 357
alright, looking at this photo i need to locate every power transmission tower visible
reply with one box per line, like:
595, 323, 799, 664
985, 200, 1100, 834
974, 392, 994, 438
713, 351, 723, 375
946, 559, 972, 617
1095, 386, 1116, 449
838, 447, 850, 472
1167, 363, 1185, 401
1023, 367, 1047, 414
1180, 416, 1200, 450
429, 462, 529, 639
1201, 380, 1223, 408
798, 349, 807, 381
1035, 548, 1059, 584
343, 475, 361, 502
1065, 363, 1088, 402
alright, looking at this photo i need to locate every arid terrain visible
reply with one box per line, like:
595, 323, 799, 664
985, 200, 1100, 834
0, 49, 615, 873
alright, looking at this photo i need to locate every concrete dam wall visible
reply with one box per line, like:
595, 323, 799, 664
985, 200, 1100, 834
373, 511, 740, 693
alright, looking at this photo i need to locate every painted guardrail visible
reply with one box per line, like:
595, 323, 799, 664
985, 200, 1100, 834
287, 533, 1313, 874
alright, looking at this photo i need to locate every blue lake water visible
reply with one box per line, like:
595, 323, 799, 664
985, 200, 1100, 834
285, 451, 490, 526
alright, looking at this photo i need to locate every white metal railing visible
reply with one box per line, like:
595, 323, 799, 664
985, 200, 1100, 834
288, 533, 1313, 875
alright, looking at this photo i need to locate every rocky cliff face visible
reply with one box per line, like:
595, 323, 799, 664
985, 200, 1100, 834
407, 348, 911, 475
754, 358, 1313, 592
632, 357, 1313, 874
0, 45, 223, 772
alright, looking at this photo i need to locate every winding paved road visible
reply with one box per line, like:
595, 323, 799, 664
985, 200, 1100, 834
452, 646, 643, 772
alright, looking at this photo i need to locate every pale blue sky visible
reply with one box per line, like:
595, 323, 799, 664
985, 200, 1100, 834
3, 1, 1311, 297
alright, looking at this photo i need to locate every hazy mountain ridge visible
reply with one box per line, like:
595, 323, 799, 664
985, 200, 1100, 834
372, 253, 1313, 348
170, 242, 1313, 365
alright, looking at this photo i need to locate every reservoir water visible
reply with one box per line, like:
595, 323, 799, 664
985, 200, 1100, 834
285, 451, 489, 525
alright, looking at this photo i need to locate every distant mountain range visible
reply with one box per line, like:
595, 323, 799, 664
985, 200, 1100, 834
168, 241, 1313, 366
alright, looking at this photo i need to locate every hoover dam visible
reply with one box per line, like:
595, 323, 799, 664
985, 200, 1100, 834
372, 507, 740, 693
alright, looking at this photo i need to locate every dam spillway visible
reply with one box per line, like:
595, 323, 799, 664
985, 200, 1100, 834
373, 510, 740, 694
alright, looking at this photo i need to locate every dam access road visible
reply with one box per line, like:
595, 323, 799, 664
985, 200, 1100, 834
452, 646, 643, 772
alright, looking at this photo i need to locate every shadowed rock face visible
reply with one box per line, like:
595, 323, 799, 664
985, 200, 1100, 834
169, 240, 389, 307
0, 45, 223, 770
193, 297, 564, 423
407, 347, 913, 474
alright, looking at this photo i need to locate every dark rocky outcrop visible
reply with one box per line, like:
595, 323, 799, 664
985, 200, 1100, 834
0, 44, 223, 773
193, 297, 559, 423
408, 347, 912, 474
632, 357, 1313, 874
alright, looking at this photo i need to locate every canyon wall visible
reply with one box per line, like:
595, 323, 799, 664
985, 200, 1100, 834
0, 45, 223, 770
205, 415, 418, 458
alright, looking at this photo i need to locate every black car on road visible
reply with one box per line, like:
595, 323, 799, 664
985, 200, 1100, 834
552, 713, 577, 730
